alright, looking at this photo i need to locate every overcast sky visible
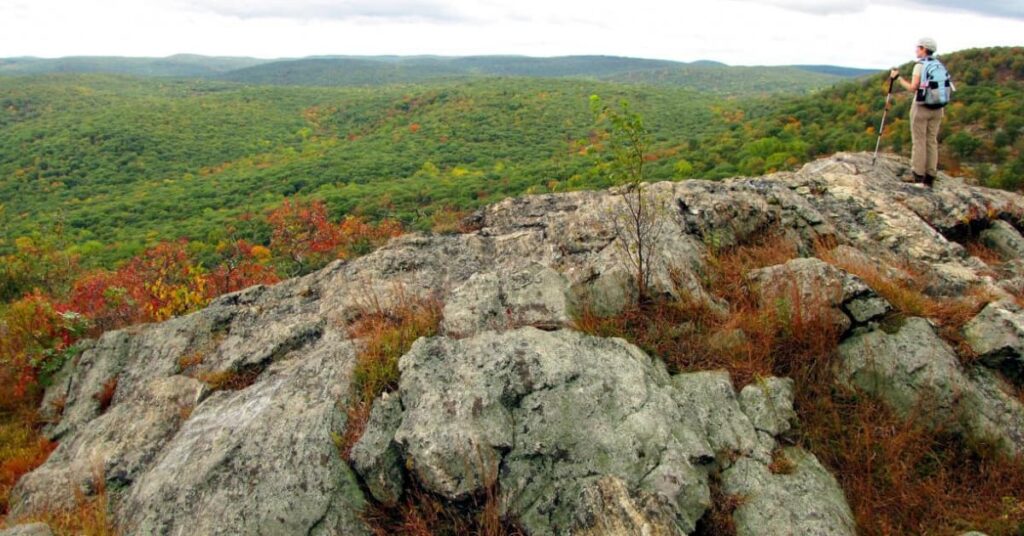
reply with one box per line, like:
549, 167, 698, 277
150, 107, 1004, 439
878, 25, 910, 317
1, 0, 1022, 67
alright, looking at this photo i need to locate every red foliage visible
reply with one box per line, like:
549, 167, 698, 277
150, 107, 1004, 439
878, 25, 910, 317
268, 199, 343, 269
337, 215, 403, 258
64, 271, 139, 333
268, 199, 402, 272
0, 292, 79, 404
205, 240, 280, 297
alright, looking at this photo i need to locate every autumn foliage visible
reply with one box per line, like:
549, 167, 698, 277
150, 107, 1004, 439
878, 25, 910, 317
0, 196, 402, 526
268, 199, 401, 275
576, 234, 1024, 536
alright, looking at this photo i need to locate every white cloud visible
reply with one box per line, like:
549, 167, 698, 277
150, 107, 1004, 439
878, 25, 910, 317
0, 0, 1021, 67
735, 0, 1024, 20
748, 0, 869, 15
173, 0, 470, 22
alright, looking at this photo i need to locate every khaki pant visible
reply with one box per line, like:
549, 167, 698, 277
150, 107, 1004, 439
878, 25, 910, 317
910, 104, 943, 177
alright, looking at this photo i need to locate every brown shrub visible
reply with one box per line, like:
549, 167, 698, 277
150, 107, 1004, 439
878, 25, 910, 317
814, 241, 993, 365
579, 234, 1024, 536
195, 367, 263, 392
94, 376, 119, 414
338, 290, 442, 460
361, 462, 521, 536
21, 467, 118, 536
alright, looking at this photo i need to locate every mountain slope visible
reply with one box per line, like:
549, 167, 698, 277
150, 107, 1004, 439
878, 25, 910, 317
0, 54, 271, 77
0, 54, 869, 95
0, 75, 728, 263
4, 153, 1024, 535
727, 46, 1024, 188
217, 55, 856, 94
1, 47, 1020, 269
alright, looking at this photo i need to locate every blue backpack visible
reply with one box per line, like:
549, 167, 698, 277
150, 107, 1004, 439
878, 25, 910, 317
918, 57, 952, 109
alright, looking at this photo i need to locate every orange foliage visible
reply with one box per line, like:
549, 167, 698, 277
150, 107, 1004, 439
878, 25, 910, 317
0, 413, 56, 520
60, 241, 208, 329
268, 199, 401, 273
205, 240, 280, 297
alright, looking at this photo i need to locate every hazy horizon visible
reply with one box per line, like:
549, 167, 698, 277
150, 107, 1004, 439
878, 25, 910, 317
0, 51, 890, 70
2, 0, 1022, 68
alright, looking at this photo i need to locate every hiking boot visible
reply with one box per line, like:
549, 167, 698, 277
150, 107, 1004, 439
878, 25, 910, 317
924, 175, 936, 187
911, 172, 927, 184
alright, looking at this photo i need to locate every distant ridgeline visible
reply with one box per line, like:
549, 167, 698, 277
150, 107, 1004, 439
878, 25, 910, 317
0, 54, 872, 95
0, 48, 1021, 268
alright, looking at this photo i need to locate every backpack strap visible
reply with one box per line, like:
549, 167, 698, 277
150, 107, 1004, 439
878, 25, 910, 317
918, 57, 932, 90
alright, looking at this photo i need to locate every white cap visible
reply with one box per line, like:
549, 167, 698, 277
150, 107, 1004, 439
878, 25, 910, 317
917, 37, 938, 53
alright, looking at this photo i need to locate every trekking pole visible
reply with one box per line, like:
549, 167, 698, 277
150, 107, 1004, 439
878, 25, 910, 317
872, 71, 899, 166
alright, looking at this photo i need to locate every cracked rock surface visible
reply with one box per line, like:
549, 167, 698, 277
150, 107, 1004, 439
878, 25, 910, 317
9, 152, 1024, 535
353, 327, 852, 535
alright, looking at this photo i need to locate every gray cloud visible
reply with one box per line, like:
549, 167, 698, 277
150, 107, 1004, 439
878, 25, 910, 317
747, 0, 869, 15
738, 0, 1024, 19
920, 0, 1024, 20
178, 0, 469, 22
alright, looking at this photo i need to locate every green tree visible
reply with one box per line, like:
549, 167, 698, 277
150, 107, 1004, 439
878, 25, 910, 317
590, 95, 667, 304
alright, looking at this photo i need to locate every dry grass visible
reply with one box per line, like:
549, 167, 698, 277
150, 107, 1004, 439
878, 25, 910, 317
963, 239, 1006, 267
347, 294, 443, 412
814, 241, 993, 365
578, 234, 1024, 536
337, 291, 524, 535
0, 409, 56, 521
361, 463, 522, 536
797, 378, 1024, 536
337, 289, 442, 460
693, 474, 743, 536
768, 449, 796, 475
576, 233, 836, 387
195, 366, 263, 392
93, 376, 118, 414
430, 207, 476, 235
21, 469, 118, 536
176, 351, 204, 373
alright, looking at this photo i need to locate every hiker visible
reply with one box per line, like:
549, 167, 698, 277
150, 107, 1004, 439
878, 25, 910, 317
890, 37, 953, 187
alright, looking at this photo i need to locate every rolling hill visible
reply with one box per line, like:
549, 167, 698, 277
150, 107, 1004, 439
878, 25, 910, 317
0, 48, 1019, 269
2, 54, 874, 96
0, 54, 270, 77
216, 55, 866, 95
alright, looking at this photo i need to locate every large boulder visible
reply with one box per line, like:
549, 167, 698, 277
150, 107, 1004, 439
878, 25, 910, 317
349, 392, 405, 507
441, 263, 574, 337
352, 327, 850, 535
116, 331, 367, 536
722, 448, 856, 536
838, 317, 1024, 457
980, 220, 1024, 262
964, 301, 1024, 384
10, 376, 208, 517
747, 258, 890, 334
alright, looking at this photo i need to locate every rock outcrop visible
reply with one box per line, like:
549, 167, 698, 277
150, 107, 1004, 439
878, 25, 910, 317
838, 317, 1024, 457
351, 327, 850, 535
7, 153, 1024, 535
964, 300, 1024, 384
